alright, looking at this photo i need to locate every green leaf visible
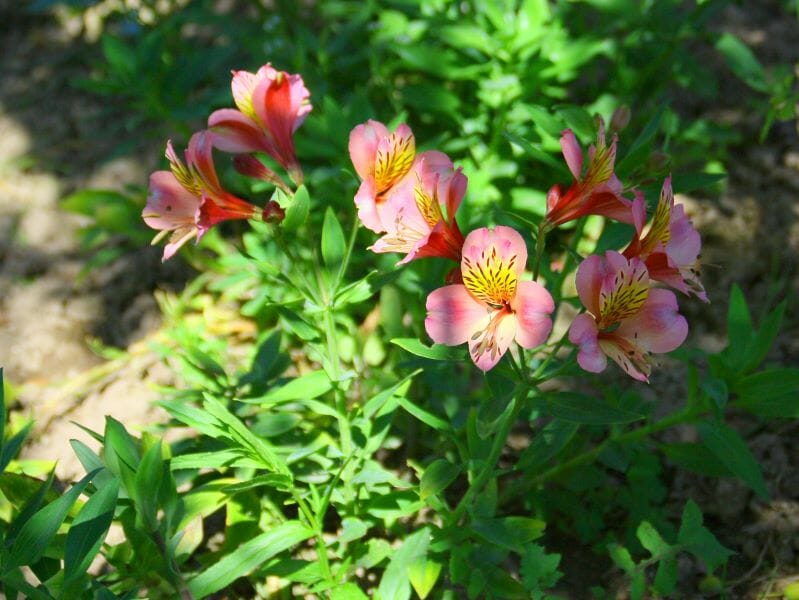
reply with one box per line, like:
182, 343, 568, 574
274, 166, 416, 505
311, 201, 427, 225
517, 419, 579, 471
671, 172, 727, 194
0, 422, 33, 473
340, 517, 369, 543
396, 396, 452, 432
662, 442, 732, 477
187, 520, 314, 597
724, 284, 753, 370
732, 368, 799, 418
133, 441, 164, 531
391, 338, 463, 361
678, 500, 734, 571
698, 421, 768, 499
202, 396, 290, 476
520, 543, 563, 593
716, 33, 769, 93
744, 300, 787, 372
419, 460, 461, 501
654, 557, 678, 597
321, 207, 346, 270
283, 185, 310, 232
377, 527, 431, 600
608, 544, 635, 574
541, 392, 644, 424
331, 583, 369, 600
6, 469, 99, 570
407, 555, 443, 599
617, 102, 667, 175
244, 370, 333, 405
471, 517, 545, 552
222, 474, 293, 494
63, 479, 119, 582
637, 521, 671, 557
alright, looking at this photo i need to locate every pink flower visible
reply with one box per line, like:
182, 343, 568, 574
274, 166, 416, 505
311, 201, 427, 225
544, 118, 635, 230
425, 226, 555, 371
208, 64, 311, 183
569, 251, 688, 382
623, 177, 708, 302
349, 119, 418, 233
142, 131, 260, 261
369, 153, 467, 264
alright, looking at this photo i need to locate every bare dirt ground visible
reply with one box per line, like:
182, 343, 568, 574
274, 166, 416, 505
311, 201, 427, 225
0, 1, 797, 597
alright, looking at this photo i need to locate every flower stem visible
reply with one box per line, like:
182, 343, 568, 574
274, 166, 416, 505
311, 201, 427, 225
449, 390, 526, 524
532, 222, 547, 280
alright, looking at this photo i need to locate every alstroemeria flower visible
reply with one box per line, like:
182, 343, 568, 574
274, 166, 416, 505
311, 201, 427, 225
349, 119, 423, 233
425, 226, 555, 371
369, 153, 467, 264
623, 177, 708, 302
208, 64, 311, 183
142, 131, 260, 261
544, 119, 635, 230
569, 251, 688, 382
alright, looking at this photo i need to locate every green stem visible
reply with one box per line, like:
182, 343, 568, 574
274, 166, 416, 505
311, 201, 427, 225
323, 309, 353, 456
532, 222, 547, 280
450, 392, 526, 524
292, 490, 333, 585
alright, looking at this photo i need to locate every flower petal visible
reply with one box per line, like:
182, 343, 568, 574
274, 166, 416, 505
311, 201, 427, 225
425, 284, 489, 346
469, 313, 516, 371
615, 288, 688, 354
512, 280, 554, 349
574, 254, 605, 317
569, 313, 607, 374
348, 119, 389, 180
208, 109, 270, 154
354, 179, 384, 233
143, 171, 199, 230
560, 129, 583, 179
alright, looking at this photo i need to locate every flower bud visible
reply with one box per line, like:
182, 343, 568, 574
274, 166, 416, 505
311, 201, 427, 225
262, 200, 285, 223
610, 105, 631, 132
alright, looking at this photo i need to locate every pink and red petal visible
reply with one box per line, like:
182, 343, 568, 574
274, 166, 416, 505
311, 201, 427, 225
425, 284, 489, 346
512, 280, 554, 349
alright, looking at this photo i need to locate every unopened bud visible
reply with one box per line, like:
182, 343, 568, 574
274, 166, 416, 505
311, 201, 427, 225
610, 105, 631, 132
648, 151, 671, 172
262, 200, 285, 224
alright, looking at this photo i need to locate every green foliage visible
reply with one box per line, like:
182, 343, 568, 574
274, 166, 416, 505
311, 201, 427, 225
7, 1, 795, 597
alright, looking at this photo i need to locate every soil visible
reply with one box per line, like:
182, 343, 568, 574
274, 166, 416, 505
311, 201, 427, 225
0, 1, 797, 598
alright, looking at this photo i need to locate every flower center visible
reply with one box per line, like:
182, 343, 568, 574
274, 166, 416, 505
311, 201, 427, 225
597, 261, 649, 329
462, 246, 519, 308
374, 131, 415, 198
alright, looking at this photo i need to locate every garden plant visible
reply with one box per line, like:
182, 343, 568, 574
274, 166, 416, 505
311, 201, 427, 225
0, 0, 797, 598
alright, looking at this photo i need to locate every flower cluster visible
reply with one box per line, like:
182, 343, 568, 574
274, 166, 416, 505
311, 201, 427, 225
142, 61, 707, 382
348, 117, 706, 381
143, 64, 310, 261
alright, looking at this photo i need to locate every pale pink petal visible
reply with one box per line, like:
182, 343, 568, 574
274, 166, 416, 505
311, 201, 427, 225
568, 313, 607, 373
425, 284, 489, 346
666, 204, 701, 265
287, 73, 312, 131
599, 337, 650, 382
512, 280, 554, 349
461, 226, 528, 277
574, 254, 605, 316
354, 179, 384, 233
143, 171, 199, 230
560, 129, 583, 179
162, 225, 198, 261
348, 120, 389, 180
208, 109, 269, 154
469, 312, 516, 371
446, 168, 468, 220
615, 288, 688, 353
231, 69, 261, 116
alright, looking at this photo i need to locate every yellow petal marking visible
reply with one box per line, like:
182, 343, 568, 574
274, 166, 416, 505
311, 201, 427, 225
598, 264, 649, 328
374, 132, 415, 198
640, 189, 671, 254
462, 246, 518, 308
414, 175, 444, 227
